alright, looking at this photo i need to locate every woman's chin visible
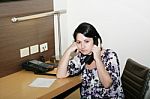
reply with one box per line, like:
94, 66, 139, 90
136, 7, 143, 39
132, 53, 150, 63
81, 51, 91, 55
80, 52, 87, 55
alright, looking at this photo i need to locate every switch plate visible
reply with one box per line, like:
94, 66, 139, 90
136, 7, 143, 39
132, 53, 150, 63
30, 44, 39, 54
20, 47, 29, 58
40, 42, 48, 52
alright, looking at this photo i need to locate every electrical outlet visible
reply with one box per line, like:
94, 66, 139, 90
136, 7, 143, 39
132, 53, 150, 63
20, 47, 30, 58
30, 44, 39, 54
40, 42, 48, 52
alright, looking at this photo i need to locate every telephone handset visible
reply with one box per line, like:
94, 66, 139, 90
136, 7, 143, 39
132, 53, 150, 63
84, 53, 94, 65
84, 36, 99, 65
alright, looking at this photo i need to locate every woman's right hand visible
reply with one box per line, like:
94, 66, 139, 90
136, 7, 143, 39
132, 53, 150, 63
67, 42, 78, 53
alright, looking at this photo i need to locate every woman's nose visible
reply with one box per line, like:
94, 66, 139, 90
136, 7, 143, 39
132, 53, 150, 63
81, 43, 85, 49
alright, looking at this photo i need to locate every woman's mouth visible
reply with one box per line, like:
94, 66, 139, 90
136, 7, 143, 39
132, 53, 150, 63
80, 50, 91, 55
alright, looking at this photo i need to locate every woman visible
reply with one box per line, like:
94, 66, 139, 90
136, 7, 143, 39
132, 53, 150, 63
57, 22, 124, 99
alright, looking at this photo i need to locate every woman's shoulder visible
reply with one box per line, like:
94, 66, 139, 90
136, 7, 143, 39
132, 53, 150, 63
102, 49, 120, 64
103, 49, 118, 56
103, 48, 116, 53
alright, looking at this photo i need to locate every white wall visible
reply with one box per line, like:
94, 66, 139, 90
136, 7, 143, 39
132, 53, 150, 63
54, 0, 150, 74
53, 0, 67, 59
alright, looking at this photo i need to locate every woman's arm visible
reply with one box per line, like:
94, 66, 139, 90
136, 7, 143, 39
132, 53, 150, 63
92, 45, 112, 88
56, 51, 71, 78
56, 42, 77, 78
95, 59, 113, 88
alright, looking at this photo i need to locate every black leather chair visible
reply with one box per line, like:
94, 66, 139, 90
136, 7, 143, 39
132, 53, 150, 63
121, 58, 150, 99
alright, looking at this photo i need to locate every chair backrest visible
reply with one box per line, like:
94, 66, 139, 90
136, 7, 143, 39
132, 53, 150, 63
121, 58, 150, 99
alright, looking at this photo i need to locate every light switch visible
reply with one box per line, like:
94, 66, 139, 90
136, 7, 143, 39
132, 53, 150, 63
30, 44, 39, 54
20, 47, 29, 58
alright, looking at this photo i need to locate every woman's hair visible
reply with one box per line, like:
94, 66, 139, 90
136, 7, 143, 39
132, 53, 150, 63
73, 22, 102, 45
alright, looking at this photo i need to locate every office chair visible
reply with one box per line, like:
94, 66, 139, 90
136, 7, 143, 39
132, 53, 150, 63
121, 58, 150, 99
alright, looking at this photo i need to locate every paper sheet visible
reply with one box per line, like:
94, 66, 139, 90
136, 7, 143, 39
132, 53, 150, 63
29, 78, 56, 88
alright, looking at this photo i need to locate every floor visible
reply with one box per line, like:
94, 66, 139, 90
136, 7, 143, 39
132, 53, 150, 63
65, 88, 80, 99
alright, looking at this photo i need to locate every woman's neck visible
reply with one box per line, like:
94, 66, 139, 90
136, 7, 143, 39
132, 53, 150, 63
85, 61, 96, 70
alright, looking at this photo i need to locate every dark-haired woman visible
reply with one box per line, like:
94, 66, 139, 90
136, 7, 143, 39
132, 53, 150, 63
57, 22, 124, 99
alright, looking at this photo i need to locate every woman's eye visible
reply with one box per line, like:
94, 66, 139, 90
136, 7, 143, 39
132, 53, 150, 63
76, 41, 80, 44
85, 40, 89, 43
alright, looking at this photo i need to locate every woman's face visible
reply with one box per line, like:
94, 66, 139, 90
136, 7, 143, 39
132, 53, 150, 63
76, 33, 94, 55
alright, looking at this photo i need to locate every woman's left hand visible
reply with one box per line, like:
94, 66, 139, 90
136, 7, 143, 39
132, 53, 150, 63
92, 45, 101, 61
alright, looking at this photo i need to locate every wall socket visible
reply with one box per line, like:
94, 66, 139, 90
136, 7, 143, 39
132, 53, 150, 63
20, 47, 30, 58
30, 44, 39, 54
40, 42, 48, 52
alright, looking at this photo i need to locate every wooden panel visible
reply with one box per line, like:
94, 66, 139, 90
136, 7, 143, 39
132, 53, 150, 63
0, 0, 55, 77
0, 0, 53, 17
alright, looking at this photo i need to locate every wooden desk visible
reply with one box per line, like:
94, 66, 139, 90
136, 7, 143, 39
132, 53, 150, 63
0, 69, 81, 99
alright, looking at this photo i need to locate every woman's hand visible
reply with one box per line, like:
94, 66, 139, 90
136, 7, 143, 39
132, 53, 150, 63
92, 45, 101, 61
66, 42, 78, 53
